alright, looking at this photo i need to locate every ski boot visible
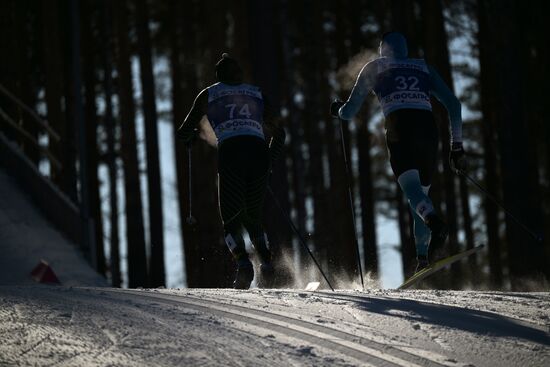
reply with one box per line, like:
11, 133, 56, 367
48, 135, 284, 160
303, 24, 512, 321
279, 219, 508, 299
425, 213, 448, 262
233, 258, 254, 289
415, 255, 429, 273
258, 262, 276, 288
256, 248, 276, 288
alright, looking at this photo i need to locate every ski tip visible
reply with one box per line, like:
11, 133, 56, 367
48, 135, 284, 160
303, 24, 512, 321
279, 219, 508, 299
305, 282, 320, 291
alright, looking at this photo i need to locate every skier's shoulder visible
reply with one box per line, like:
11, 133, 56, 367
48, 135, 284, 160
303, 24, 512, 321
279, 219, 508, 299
361, 57, 380, 72
378, 57, 429, 72
241, 83, 263, 94
208, 82, 263, 99
198, 85, 211, 98
192, 86, 209, 106
356, 58, 381, 82
205, 82, 221, 94
407, 58, 430, 72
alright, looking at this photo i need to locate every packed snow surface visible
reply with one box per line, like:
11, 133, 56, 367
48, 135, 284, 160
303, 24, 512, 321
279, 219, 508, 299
1, 142, 549, 367
0, 168, 106, 287
0, 286, 548, 366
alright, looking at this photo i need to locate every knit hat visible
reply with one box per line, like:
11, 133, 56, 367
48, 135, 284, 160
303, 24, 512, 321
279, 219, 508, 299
379, 32, 408, 58
215, 53, 243, 83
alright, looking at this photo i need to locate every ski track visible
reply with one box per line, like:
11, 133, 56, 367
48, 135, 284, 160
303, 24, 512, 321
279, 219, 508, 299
0, 286, 549, 367
107, 289, 444, 367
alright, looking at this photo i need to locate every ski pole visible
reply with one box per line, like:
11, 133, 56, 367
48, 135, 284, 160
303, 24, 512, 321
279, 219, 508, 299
458, 169, 542, 242
267, 186, 335, 291
338, 118, 365, 291
186, 146, 197, 226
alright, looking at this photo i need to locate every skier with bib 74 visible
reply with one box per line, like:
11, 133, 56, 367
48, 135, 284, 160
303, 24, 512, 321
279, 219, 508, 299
178, 53, 285, 289
331, 32, 466, 272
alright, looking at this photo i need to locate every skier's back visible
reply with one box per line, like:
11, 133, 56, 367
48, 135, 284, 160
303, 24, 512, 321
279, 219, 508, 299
178, 54, 285, 289
331, 32, 466, 271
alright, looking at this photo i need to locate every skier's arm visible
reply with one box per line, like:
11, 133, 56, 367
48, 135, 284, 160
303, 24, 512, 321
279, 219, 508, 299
428, 65, 462, 143
177, 88, 208, 143
263, 94, 286, 162
338, 62, 376, 120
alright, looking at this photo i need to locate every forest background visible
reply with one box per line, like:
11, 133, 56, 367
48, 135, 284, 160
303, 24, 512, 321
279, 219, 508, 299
1, 0, 549, 290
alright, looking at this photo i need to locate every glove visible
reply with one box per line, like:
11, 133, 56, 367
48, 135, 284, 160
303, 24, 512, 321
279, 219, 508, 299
330, 100, 345, 118
449, 142, 467, 174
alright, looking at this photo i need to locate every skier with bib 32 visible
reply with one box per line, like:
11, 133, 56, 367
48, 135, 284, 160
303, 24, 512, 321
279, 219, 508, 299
178, 53, 285, 289
331, 32, 466, 272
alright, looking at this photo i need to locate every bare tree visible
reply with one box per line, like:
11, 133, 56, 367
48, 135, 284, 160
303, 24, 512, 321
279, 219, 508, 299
113, 0, 148, 287
136, 0, 165, 287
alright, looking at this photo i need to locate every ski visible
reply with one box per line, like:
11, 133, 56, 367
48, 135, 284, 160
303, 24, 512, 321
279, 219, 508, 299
398, 244, 485, 290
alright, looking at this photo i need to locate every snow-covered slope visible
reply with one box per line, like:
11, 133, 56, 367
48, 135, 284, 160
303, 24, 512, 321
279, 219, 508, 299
1, 286, 548, 366
1, 143, 548, 367
0, 168, 106, 287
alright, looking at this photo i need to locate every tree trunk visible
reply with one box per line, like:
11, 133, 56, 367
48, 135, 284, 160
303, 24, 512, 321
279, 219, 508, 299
14, 0, 40, 164
0, 2, 14, 139
100, 0, 121, 287
248, 0, 294, 277
136, 0, 165, 287
419, 0, 461, 289
293, 1, 332, 278
357, 120, 379, 276
181, 0, 232, 287
345, 2, 379, 276
81, 0, 106, 276
459, 175, 477, 278
479, 0, 547, 288
60, 1, 79, 204
516, 0, 550, 282
277, 0, 308, 273
476, 0, 504, 287
169, 0, 194, 287
41, 0, 71, 194
320, 1, 361, 282
113, 0, 148, 288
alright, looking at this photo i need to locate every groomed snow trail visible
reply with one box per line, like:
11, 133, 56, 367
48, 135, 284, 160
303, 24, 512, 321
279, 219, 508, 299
0, 286, 548, 367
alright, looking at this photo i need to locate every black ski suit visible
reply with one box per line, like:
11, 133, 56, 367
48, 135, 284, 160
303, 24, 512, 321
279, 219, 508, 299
177, 82, 285, 264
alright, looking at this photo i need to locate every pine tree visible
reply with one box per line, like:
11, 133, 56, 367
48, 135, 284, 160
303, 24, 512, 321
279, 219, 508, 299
81, 0, 106, 275
113, 0, 148, 287
136, 0, 165, 287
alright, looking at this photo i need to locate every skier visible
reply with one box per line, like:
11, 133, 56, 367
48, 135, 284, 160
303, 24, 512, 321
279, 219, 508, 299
178, 53, 286, 289
330, 32, 466, 272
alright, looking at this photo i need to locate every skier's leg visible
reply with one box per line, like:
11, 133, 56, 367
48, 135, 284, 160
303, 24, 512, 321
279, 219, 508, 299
387, 109, 446, 264
411, 185, 431, 271
218, 169, 253, 288
397, 169, 448, 260
242, 142, 275, 287
219, 168, 246, 258
397, 169, 435, 221
415, 116, 448, 261
242, 172, 271, 265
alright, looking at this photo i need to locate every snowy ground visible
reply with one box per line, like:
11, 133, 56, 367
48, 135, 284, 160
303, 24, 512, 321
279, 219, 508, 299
2, 150, 550, 367
0, 286, 548, 367
0, 168, 106, 287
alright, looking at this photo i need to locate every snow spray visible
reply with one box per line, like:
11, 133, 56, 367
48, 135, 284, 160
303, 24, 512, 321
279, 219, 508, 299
336, 48, 378, 91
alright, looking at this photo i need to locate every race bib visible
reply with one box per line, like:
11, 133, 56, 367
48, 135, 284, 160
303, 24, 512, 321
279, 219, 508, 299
207, 83, 265, 143
373, 59, 432, 116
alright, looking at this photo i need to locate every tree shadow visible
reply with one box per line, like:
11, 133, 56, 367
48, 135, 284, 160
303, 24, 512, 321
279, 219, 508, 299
317, 292, 550, 346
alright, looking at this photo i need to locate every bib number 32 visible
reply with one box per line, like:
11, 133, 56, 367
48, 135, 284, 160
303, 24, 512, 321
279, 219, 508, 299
395, 76, 420, 91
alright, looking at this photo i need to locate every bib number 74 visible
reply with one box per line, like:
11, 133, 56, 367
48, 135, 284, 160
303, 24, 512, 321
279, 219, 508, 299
225, 103, 252, 119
